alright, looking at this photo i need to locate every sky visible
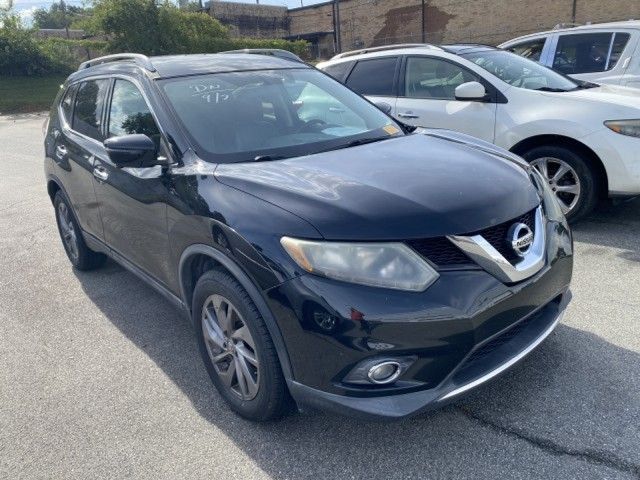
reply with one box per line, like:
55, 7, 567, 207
10, 0, 329, 25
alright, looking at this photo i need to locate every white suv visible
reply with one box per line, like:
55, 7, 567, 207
317, 44, 640, 220
500, 21, 640, 88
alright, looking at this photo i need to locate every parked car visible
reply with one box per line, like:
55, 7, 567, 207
499, 21, 640, 88
44, 50, 572, 421
318, 44, 640, 221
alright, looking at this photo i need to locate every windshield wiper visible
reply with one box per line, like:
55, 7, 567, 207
253, 154, 287, 162
533, 86, 571, 92
344, 136, 392, 148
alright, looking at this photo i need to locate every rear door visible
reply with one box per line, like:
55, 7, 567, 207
394, 56, 497, 142
344, 56, 399, 113
92, 78, 172, 286
54, 79, 110, 241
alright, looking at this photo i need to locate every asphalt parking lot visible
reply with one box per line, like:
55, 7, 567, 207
1, 113, 639, 480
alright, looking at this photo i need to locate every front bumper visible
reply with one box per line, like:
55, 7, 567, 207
264, 221, 573, 420
287, 290, 569, 420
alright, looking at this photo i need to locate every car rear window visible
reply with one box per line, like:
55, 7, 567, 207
72, 79, 109, 141
346, 57, 398, 96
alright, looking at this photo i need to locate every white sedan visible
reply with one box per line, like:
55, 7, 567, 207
318, 44, 640, 220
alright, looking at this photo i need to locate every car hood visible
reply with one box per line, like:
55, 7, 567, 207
545, 84, 640, 110
214, 134, 540, 240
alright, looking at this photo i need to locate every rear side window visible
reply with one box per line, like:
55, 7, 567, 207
346, 57, 397, 96
72, 79, 109, 141
553, 32, 631, 74
60, 85, 77, 125
108, 79, 161, 148
322, 61, 354, 82
505, 38, 546, 62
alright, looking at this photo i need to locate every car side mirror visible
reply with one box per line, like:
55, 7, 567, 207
374, 102, 393, 114
455, 81, 488, 102
104, 134, 158, 168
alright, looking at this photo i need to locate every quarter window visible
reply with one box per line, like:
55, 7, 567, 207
404, 57, 480, 100
505, 38, 546, 62
553, 32, 630, 74
72, 80, 109, 141
346, 57, 397, 96
108, 80, 161, 148
60, 85, 76, 125
322, 61, 354, 82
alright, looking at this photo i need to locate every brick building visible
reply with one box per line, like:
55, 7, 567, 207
207, 0, 640, 58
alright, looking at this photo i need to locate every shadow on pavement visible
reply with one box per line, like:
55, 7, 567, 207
73, 251, 640, 478
572, 197, 640, 262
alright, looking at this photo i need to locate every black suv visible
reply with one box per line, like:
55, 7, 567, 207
44, 50, 573, 421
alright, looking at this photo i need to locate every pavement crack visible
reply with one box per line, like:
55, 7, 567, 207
457, 406, 640, 477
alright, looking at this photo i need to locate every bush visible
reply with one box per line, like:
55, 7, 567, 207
0, 15, 51, 75
0, 1, 308, 77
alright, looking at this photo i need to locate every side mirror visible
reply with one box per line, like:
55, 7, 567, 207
104, 134, 158, 168
374, 102, 393, 114
455, 81, 488, 101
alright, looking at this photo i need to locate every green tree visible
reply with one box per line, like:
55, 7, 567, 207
33, 1, 87, 30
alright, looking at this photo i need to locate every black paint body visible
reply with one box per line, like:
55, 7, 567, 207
44, 54, 573, 419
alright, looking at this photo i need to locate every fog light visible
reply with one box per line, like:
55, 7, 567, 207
367, 361, 401, 384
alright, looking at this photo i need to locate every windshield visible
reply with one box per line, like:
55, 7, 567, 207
160, 68, 402, 163
460, 50, 580, 92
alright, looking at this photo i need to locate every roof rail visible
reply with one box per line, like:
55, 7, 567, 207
78, 53, 156, 72
220, 49, 304, 63
332, 43, 441, 59
553, 22, 582, 30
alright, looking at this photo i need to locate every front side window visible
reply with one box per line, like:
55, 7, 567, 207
404, 57, 481, 99
72, 79, 109, 141
462, 49, 579, 92
505, 38, 546, 62
108, 79, 161, 148
160, 68, 402, 163
553, 32, 630, 74
346, 57, 398, 96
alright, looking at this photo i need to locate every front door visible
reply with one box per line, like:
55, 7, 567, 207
394, 56, 497, 142
92, 78, 172, 286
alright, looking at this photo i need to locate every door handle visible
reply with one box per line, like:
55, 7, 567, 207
397, 112, 419, 119
93, 166, 109, 182
55, 145, 67, 159
329, 107, 345, 113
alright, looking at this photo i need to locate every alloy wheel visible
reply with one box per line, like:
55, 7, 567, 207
531, 157, 581, 215
57, 202, 79, 261
201, 294, 260, 400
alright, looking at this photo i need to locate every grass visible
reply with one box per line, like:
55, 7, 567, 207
0, 75, 67, 114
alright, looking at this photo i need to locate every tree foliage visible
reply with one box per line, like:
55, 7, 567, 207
33, 1, 88, 30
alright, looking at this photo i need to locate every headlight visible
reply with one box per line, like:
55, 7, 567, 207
530, 168, 565, 222
280, 237, 439, 291
604, 119, 640, 138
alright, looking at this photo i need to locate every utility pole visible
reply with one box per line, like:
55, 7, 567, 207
421, 0, 425, 43
571, 0, 577, 23
334, 0, 342, 53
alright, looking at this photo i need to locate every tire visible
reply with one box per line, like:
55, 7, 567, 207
193, 268, 293, 421
53, 191, 106, 271
521, 145, 600, 222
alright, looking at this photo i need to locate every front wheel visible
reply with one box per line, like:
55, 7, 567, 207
193, 268, 293, 421
522, 145, 599, 222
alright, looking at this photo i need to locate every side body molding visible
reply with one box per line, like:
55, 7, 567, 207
448, 206, 546, 283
